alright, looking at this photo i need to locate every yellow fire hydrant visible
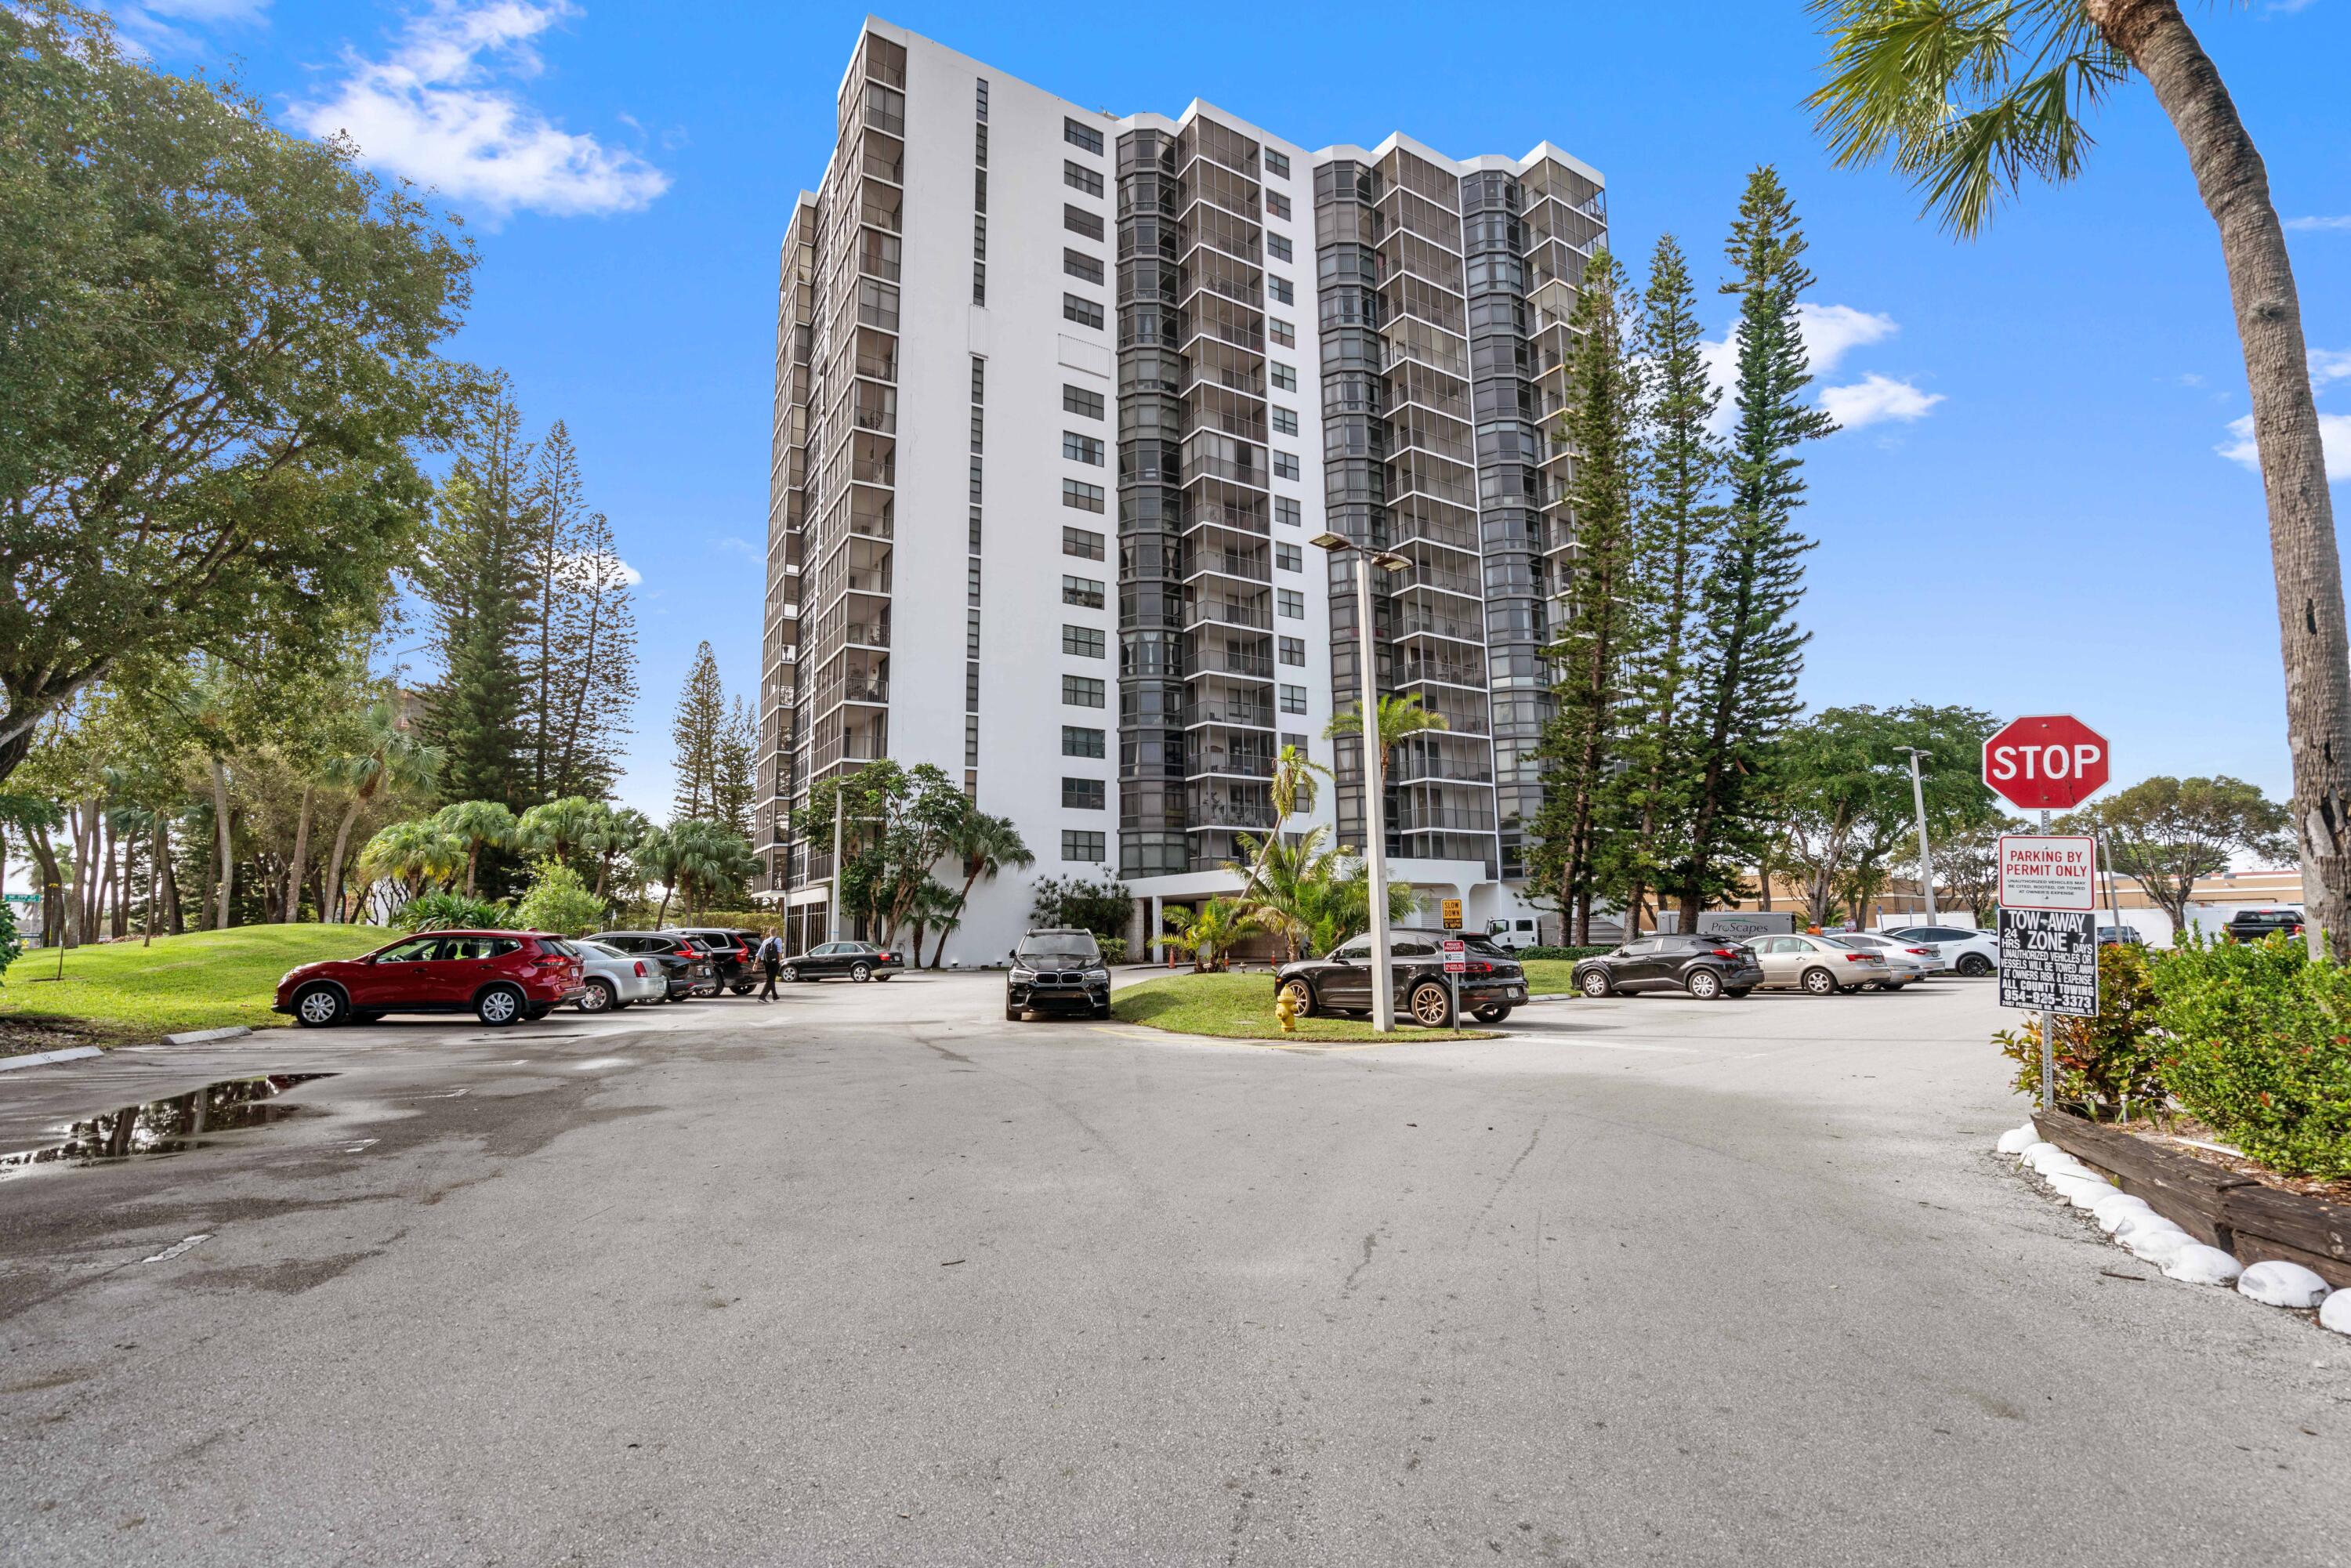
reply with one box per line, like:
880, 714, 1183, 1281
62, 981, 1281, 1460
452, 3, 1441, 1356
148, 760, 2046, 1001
1273, 987, 1301, 1034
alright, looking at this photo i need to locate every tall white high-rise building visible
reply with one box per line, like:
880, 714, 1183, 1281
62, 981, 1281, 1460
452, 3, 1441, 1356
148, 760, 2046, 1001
760, 20, 1607, 963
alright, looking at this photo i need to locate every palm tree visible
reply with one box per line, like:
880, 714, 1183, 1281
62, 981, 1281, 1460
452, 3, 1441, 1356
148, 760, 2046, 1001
517, 796, 606, 866
660, 819, 755, 921
585, 806, 653, 902
936, 811, 1034, 967
1325, 693, 1450, 783
1226, 824, 1342, 963
433, 800, 520, 898
357, 819, 465, 908
322, 702, 443, 924
1161, 898, 1261, 972
1806, 0, 2349, 954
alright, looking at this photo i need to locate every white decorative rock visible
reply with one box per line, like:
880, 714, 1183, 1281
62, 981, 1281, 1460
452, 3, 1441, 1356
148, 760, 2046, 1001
2125, 1225, 2198, 1264
2017, 1141, 2061, 1166
2237, 1260, 2331, 1309
2161, 1244, 2244, 1286
2024, 1146, 2079, 1175
2092, 1194, 2154, 1232
1996, 1124, 2041, 1155
2321, 1291, 2351, 1335
2050, 1175, 2117, 1209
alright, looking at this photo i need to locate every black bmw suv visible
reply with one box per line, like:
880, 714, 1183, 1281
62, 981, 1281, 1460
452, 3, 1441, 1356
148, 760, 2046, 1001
1570, 933, 1763, 999
1275, 929, 1528, 1027
1007, 929, 1113, 1020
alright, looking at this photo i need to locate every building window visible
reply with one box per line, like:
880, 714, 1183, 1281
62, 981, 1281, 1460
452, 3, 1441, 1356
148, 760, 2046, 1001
1062, 829, 1106, 861
976, 78, 989, 120
967, 607, 981, 657
969, 458, 983, 502
1271, 407, 1299, 436
1063, 675, 1106, 708
1063, 383, 1105, 419
1281, 731, 1309, 755
968, 558, 983, 605
1062, 777, 1107, 810
973, 215, 987, 258
1276, 540, 1302, 571
1063, 430, 1105, 465
971, 359, 986, 400
974, 125, 988, 166
1063, 574, 1106, 609
1064, 117, 1103, 155
1273, 451, 1300, 481
1279, 636, 1306, 666
1277, 588, 1304, 618
1268, 318, 1295, 347
1268, 276, 1294, 305
1279, 684, 1307, 715
1063, 293, 1104, 328
1063, 725, 1107, 759
1275, 497, 1302, 527
1063, 248, 1103, 284
972, 263, 986, 306
1270, 362, 1297, 391
1267, 233, 1293, 262
966, 662, 980, 709
1063, 478, 1105, 512
1266, 191, 1292, 220
971, 408, 984, 454
1063, 525, 1106, 560
1263, 148, 1291, 179
1063, 159, 1104, 197
1063, 204, 1103, 241
1063, 625, 1105, 657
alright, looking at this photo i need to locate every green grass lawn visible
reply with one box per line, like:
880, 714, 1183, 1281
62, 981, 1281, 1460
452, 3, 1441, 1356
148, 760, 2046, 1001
1112, 971, 1501, 1043
0, 924, 384, 1046
1520, 959, 1580, 995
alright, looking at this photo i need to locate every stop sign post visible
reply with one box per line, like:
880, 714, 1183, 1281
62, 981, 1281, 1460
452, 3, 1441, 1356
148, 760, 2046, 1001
1983, 715, 2110, 813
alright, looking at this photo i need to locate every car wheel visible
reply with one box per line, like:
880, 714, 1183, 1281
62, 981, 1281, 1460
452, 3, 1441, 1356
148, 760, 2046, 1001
476, 985, 526, 1026
1686, 969, 1723, 1000
875, 973, 893, 982
1407, 980, 1455, 1029
351, 1009, 386, 1024
1279, 978, 1317, 1018
1005, 998, 1022, 1021
578, 978, 616, 1013
1091, 1001, 1112, 1019
781, 965, 799, 983
849, 961, 872, 983
1472, 1004, 1512, 1023
1578, 969, 1613, 998
523, 1003, 553, 1021
292, 983, 348, 1028
1957, 953, 1992, 977
1800, 967, 1838, 997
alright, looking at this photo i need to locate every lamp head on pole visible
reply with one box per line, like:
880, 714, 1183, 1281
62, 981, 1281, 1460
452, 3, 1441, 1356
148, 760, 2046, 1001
1309, 531, 1350, 553
1371, 550, 1412, 575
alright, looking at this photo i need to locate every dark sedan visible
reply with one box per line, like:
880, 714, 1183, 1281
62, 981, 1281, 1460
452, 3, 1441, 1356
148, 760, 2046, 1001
1571, 933, 1762, 1000
781, 940, 905, 983
585, 930, 715, 1001
1275, 929, 1527, 1027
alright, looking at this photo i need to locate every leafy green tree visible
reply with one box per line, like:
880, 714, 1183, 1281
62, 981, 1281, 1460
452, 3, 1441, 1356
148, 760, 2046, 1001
321, 701, 443, 923
513, 858, 605, 936
802, 761, 969, 944
0, 3, 472, 789
715, 696, 758, 843
1229, 824, 1346, 963
936, 811, 1034, 967
2062, 776, 2294, 939
431, 800, 519, 899
1808, 0, 2349, 955
585, 806, 654, 903
419, 394, 538, 809
1675, 168, 1833, 927
516, 796, 606, 868
358, 818, 465, 906
1028, 874, 1135, 943
670, 643, 728, 823
1531, 248, 1642, 944
656, 819, 755, 921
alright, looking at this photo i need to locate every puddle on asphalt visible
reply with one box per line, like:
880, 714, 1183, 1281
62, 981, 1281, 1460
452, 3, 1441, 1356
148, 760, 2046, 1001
0, 1074, 335, 1177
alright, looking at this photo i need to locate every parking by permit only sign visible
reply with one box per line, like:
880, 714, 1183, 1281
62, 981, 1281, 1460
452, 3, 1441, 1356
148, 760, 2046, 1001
1997, 835, 2099, 1017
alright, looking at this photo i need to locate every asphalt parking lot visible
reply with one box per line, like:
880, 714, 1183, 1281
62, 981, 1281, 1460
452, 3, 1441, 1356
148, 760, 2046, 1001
2, 972, 2345, 1566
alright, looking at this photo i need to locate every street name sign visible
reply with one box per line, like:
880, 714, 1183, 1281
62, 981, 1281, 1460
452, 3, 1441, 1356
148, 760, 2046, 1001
1997, 834, 2099, 1016
1983, 715, 2110, 812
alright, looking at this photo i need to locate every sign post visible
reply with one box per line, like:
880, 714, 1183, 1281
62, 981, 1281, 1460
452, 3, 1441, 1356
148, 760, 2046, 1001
1984, 716, 2110, 1113
1441, 937, 1465, 1028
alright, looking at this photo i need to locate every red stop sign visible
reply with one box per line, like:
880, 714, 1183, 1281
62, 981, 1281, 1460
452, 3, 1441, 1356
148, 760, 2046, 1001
1982, 715, 2110, 810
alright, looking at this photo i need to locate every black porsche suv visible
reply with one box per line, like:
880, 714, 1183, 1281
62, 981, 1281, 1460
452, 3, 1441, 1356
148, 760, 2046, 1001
1007, 929, 1113, 1020
1275, 929, 1528, 1027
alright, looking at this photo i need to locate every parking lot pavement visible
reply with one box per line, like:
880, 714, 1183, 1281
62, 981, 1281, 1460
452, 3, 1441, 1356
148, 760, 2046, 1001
3, 974, 2345, 1566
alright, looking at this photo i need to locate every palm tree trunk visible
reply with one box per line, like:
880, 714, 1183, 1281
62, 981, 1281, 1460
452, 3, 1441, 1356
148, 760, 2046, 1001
158, 817, 183, 935
146, 817, 161, 947
2087, 0, 2349, 957
284, 784, 316, 924
463, 841, 480, 898
324, 796, 364, 927
209, 757, 234, 930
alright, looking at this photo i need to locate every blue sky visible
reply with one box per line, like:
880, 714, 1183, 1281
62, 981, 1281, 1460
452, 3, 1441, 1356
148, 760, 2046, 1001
116, 0, 2351, 821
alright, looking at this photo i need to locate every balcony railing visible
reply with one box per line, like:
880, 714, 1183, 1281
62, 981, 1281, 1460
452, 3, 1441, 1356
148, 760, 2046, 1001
1185, 598, 1272, 631
844, 621, 891, 647
1183, 701, 1275, 729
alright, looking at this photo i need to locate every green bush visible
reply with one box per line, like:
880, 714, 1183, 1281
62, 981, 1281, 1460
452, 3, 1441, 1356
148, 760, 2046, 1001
1995, 940, 2165, 1120
0, 902, 20, 984
1520, 944, 1615, 961
2146, 931, 2351, 1179
393, 892, 514, 932
513, 860, 606, 936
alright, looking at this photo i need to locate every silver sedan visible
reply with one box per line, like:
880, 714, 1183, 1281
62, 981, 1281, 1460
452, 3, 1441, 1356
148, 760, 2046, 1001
1748, 933, 1894, 995
1831, 930, 1940, 988
574, 939, 670, 1013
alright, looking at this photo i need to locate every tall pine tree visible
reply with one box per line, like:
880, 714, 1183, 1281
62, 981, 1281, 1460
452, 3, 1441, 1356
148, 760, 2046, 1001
420, 385, 538, 808
1607, 234, 1726, 934
523, 420, 584, 800
670, 641, 726, 823
1675, 167, 1833, 925
714, 694, 757, 842
544, 508, 639, 802
1528, 250, 1641, 945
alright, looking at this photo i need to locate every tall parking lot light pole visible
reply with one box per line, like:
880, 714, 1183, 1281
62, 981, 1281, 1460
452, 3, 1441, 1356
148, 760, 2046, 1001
1896, 746, 1938, 927
1313, 532, 1411, 1033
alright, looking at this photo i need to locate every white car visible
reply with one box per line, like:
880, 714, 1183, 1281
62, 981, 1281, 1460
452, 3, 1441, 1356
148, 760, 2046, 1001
1882, 924, 1998, 978
574, 939, 669, 1013
1832, 930, 1939, 987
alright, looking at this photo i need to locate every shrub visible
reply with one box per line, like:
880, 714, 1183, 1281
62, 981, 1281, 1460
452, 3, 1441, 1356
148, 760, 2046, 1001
513, 860, 606, 936
1520, 945, 1615, 961
1994, 940, 2164, 1119
394, 891, 513, 932
1098, 936, 1127, 965
2147, 931, 2351, 1179
0, 902, 19, 984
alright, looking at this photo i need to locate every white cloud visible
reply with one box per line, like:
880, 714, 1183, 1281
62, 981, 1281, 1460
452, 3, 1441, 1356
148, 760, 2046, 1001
2309, 348, 2351, 386
292, 1, 668, 219
2285, 215, 2351, 231
1700, 302, 1910, 431
712, 536, 760, 562
1819, 374, 1944, 430
2219, 413, 2351, 481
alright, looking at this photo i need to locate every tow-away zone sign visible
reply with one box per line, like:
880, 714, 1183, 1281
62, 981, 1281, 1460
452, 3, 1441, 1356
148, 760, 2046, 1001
1998, 909, 2099, 1016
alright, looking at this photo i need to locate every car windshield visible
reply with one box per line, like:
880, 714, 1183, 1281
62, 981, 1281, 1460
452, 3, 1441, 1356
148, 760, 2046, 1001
581, 941, 621, 958
1020, 934, 1099, 961
1460, 934, 1508, 957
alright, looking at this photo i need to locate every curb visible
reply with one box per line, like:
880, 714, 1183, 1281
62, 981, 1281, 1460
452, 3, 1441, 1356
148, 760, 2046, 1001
161, 1026, 251, 1047
0, 1045, 104, 1074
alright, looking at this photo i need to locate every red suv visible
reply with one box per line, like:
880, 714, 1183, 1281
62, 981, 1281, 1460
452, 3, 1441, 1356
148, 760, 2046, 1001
275, 929, 585, 1027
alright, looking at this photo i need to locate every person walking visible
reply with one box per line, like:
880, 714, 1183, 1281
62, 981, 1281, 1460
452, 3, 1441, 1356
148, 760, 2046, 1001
757, 928, 785, 1002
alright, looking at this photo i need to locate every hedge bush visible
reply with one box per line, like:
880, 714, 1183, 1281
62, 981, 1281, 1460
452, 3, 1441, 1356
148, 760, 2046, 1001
1995, 940, 2164, 1120
393, 893, 514, 932
1520, 945, 1615, 961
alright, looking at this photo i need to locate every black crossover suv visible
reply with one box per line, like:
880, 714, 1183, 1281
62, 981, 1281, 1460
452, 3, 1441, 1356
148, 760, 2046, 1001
1570, 933, 1763, 1000
1007, 929, 1112, 1019
1275, 929, 1528, 1027
585, 930, 716, 1001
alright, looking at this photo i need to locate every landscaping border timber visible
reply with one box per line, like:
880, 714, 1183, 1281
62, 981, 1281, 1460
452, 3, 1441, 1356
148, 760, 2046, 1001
2033, 1110, 2351, 1290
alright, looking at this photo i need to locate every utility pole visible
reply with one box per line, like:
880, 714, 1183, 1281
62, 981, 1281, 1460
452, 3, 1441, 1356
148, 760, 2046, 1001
1356, 550, 1396, 1034
1896, 746, 1938, 926
828, 786, 844, 945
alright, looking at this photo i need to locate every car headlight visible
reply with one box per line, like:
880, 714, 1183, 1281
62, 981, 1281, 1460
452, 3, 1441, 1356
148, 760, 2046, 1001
1010, 967, 1035, 983
1085, 968, 1109, 983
